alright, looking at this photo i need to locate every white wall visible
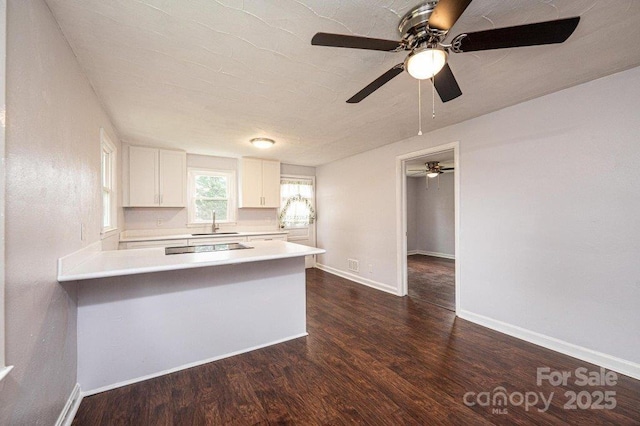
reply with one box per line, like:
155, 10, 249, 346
414, 172, 455, 257
1, 0, 121, 423
316, 66, 640, 369
281, 163, 315, 177
316, 145, 399, 293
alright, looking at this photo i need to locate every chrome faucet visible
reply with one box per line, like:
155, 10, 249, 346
212, 210, 219, 233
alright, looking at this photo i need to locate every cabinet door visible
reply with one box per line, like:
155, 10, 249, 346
240, 158, 263, 208
188, 236, 247, 245
261, 160, 281, 208
129, 146, 159, 206
247, 234, 287, 242
159, 150, 186, 207
122, 239, 188, 249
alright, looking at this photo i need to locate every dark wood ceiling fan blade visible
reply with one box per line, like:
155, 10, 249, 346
453, 17, 580, 52
428, 0, 473, 31
311, 32, 402, 52
433, 63, 462, 103
347, 65, 404, 103
440, 167, 455, 171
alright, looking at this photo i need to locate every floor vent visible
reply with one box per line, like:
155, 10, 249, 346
347, 258, 359, 272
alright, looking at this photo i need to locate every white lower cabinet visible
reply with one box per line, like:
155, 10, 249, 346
119, 239, 188, 250
119, 233, 288, 249
247, 235, 287, 242
187, 236, 247, 245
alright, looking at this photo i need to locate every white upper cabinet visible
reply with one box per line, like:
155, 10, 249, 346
239, 158, 280, 208
158, 150, 186, 207
261, 160, 281, 207
128, 146, 158, 207
126, 146, 186, 207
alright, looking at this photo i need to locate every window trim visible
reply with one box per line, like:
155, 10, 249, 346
100, 128, 118, 235
187, 168, 237, 226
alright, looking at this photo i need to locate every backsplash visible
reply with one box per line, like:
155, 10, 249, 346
123, 207, 278, 232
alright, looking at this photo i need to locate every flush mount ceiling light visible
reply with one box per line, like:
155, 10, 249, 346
405, 46, 447, 80
250, 137, 275, 149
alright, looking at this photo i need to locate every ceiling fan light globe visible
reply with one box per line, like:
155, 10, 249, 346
426, 171, 440, 178
406, 48, 447, 80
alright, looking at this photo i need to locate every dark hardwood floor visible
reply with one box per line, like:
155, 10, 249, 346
408, 254, 455, 311
73, 269, 640, 425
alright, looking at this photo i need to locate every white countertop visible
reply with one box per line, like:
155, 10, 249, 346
58, 240, 324, 282
119, 230, 289, 243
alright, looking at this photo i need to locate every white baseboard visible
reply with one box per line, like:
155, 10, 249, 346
55, 383, 82, 426
458, 310, 640, 381
409, 250, 455, 260
82, 333, 308, 396
315, 264, 400, 296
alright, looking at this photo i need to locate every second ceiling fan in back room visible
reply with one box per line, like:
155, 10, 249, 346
311, 0, 580, 104
408, 161, 454, 178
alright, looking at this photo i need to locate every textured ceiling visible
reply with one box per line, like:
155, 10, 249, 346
45, 0, 640, 166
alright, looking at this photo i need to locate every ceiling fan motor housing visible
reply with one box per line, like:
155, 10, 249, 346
399, 1, 446, 49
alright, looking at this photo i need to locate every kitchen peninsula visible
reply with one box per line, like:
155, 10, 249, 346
58, 240, 324, 394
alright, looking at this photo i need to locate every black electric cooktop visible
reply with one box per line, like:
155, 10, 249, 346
165, 243, 252, 255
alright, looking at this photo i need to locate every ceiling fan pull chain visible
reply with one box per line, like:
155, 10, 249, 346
431, 77, 436, 119
418, 79, 423, 135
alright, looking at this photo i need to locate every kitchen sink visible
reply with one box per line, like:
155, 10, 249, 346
191, 232, 239, 236
165, 243, 252, 255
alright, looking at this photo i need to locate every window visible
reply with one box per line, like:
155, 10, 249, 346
100, 129, 117, 234
279, 177, 315, 229
188, 169, 236, 224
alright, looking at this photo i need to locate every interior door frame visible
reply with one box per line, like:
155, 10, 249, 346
0, 0, 11, 380
395, 141, 460, 314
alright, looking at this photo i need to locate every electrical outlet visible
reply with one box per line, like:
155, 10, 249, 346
348, 258, 359, 272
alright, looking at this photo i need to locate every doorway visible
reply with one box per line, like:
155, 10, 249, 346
396, 142, 460, 313
279, 175, 317, 268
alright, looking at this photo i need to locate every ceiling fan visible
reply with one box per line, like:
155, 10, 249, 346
311, 0, 580, 104
408, 161, 454, 178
